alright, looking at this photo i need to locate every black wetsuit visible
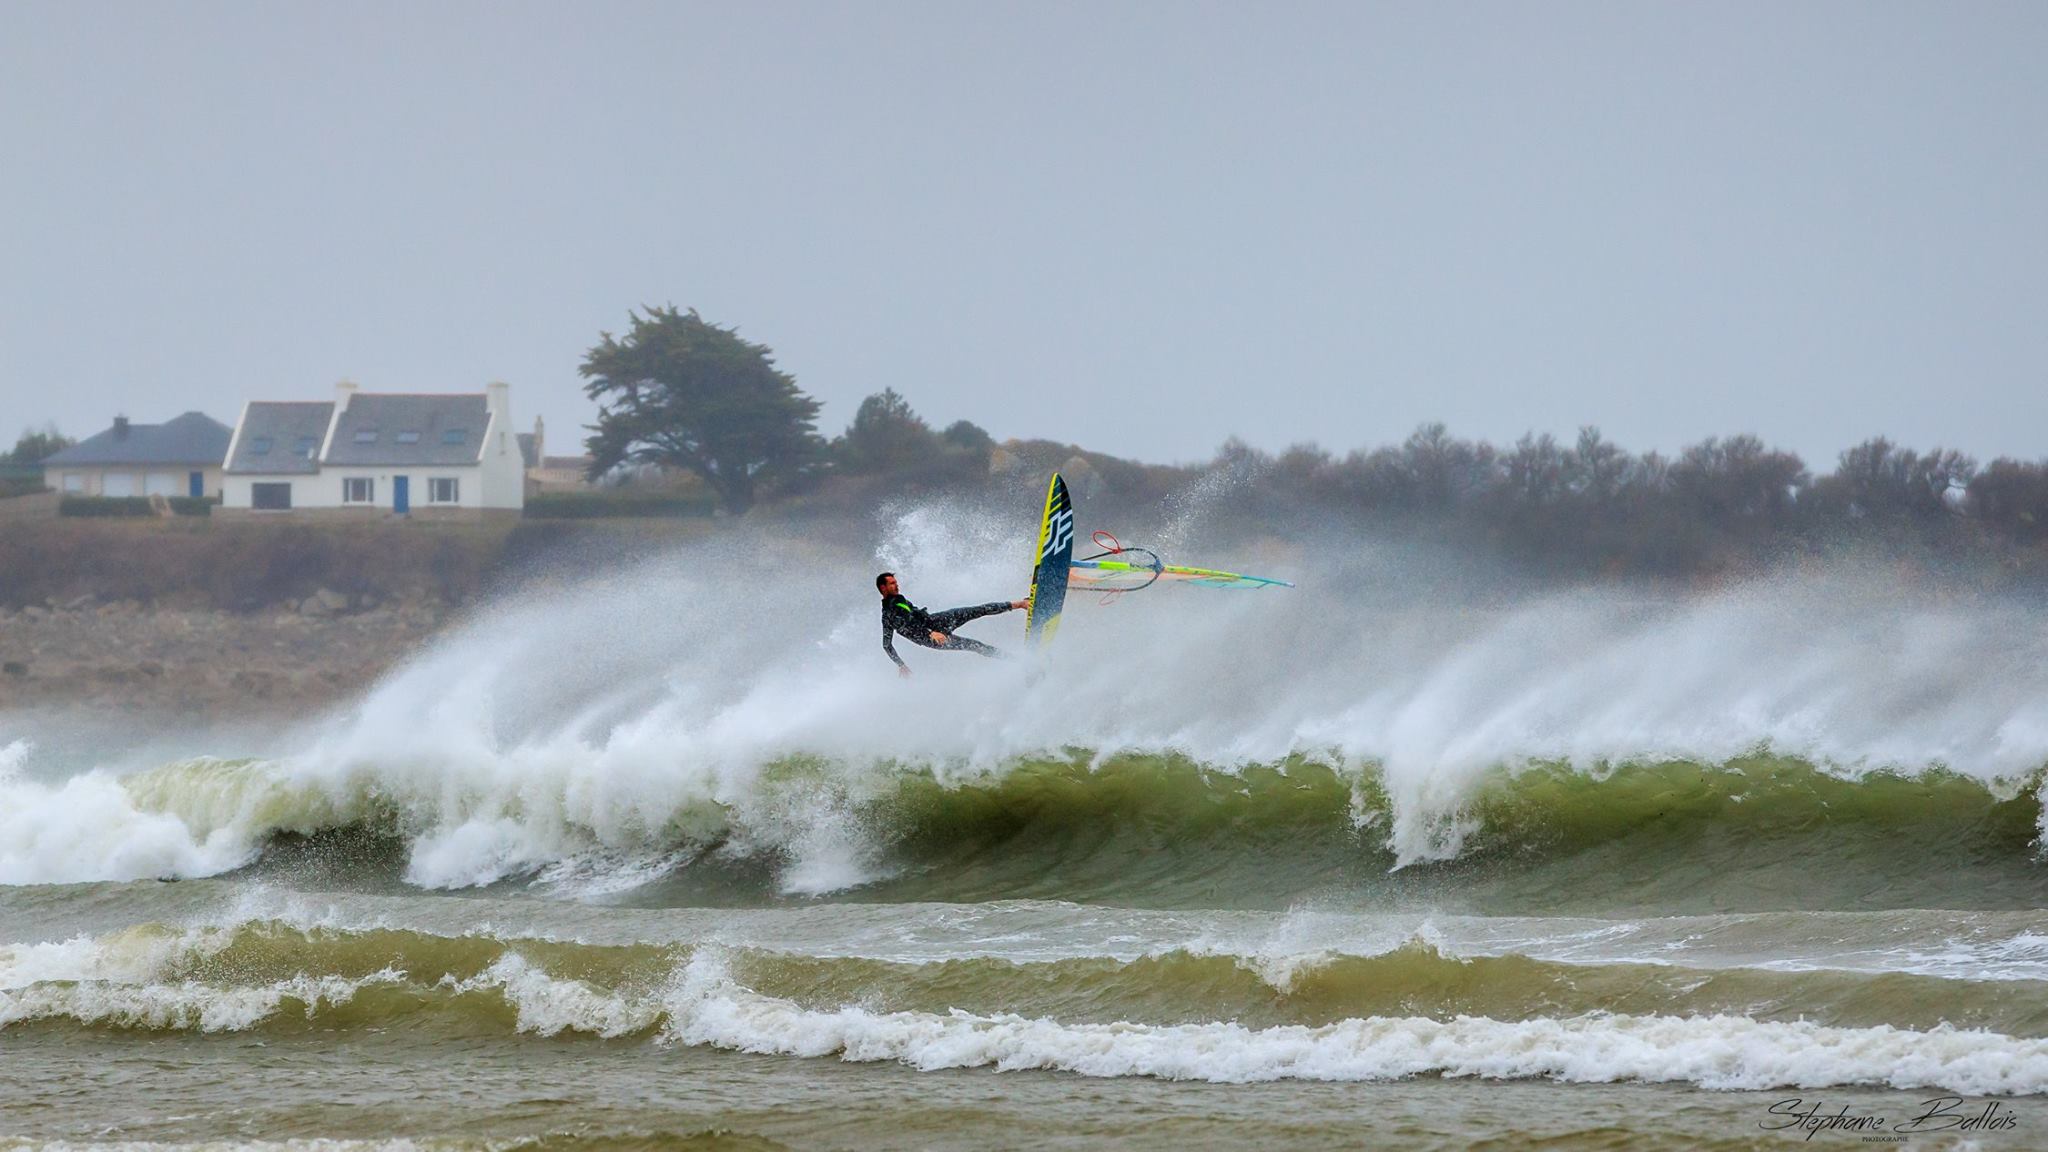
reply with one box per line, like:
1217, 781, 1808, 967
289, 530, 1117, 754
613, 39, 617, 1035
882, 595, 1010, 667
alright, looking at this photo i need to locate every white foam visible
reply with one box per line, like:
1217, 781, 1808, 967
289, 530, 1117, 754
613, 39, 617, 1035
657, 952, 2048, 1093
0, 970, 395, 1032
0, 926, 208, 990
0, 751, 268, 885
446, 953, 659, 1038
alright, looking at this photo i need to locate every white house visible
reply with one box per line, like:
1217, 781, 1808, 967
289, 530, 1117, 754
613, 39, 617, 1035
42, 412, 232, 499
221, 381, 525, 516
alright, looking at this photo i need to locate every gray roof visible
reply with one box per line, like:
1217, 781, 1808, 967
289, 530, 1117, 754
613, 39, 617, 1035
44, 412, 231, 467
226, 402, 334, 474
323, 394, 489, 467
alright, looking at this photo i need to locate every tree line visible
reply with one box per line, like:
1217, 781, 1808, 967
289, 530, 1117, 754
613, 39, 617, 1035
578, 306, 2048, 580
1211, 426, 2048, 580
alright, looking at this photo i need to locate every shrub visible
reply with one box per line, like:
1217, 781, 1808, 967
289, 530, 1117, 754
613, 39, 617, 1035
59, 496, 215, 518
59, 496, 153, 517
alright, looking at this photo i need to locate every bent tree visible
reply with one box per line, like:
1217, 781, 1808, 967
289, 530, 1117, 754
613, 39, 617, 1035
582, 306, 824, 515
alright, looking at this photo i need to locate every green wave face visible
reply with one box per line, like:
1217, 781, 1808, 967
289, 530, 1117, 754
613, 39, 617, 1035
197, 753, 2046, 914
860, 754, 2045, 910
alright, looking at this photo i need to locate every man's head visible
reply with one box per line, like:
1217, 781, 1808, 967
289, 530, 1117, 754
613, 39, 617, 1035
876, 572, 899, 597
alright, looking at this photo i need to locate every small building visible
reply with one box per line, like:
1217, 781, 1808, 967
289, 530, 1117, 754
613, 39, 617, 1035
41, 412, 232, 499
518, 415, 594, 493
220, 381, 525, 516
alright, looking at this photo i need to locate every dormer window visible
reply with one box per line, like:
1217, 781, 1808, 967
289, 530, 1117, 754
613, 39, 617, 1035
249, 437, 272, 456
441, 429, 467, 445
396, 431, 422, 445
353, 429, 378, 444
295, 436, 317, 457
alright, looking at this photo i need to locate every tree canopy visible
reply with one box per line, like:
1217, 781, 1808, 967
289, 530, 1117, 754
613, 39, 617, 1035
2, 425, 73, 469
581, 307, 823, 515
831, 389, 993, 486
837, 388, 936, 475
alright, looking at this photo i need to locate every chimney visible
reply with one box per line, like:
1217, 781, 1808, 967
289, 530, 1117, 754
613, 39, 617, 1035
335, 378, 358, 411
113, 415, 130, 439
533, 414, 545, 461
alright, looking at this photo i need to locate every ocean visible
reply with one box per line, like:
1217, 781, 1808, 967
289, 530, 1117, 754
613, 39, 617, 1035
4, 519, 2045, 1150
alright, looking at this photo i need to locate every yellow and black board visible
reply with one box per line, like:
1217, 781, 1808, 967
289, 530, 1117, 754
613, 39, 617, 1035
1024, 472, 1074, 645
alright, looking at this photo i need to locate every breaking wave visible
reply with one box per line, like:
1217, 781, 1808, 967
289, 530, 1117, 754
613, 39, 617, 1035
8, 918, 2048, 1094
0, 751, 2042, 910
4, 511, 2047, 905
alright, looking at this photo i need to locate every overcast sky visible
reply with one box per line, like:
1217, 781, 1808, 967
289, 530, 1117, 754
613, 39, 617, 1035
2, 1, 2043, 468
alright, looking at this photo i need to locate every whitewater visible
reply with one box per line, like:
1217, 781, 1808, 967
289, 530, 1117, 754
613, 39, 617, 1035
4, 505, 2046, 1149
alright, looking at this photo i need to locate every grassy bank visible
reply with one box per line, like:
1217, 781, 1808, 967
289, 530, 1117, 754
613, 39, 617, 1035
0, 520, 519, 612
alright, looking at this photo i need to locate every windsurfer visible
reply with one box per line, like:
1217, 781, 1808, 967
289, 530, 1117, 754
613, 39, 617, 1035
877, 572, 1027, 676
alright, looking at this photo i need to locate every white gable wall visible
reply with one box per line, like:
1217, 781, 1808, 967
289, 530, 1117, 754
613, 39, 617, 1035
478, 382, 524, 509
224, 465, 487, 510
222, 474, 292, 509
219, 383, 524, 513
313, 464, 489, 510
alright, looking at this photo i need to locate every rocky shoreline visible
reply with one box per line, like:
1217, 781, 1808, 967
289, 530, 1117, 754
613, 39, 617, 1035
0, 593, 447, 717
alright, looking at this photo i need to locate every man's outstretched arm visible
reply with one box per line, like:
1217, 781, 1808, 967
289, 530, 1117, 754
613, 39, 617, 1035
883, 619, 910, 676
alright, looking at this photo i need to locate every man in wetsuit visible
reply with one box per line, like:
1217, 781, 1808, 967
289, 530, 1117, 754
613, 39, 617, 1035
878, 572, 1027, 677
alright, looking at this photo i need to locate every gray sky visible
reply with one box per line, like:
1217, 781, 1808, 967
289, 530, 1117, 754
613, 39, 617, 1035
2, 1, 2043, 469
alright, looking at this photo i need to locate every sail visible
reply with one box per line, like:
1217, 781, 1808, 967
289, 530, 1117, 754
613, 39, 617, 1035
1071, 557, 1292, 591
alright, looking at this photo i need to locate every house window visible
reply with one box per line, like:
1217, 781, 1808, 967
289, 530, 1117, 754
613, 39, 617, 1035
441, 429, 467, 445
295, 436, 318, 458
429, 477, 459, 504
251, 482, 292, 510
62, 474, 83, 493
396, 431, 421, 444
249, 437, 272, 456
343, 477, 374, 503
353, 429, 379, 444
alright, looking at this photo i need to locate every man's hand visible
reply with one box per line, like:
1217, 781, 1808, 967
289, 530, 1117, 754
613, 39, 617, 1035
1010, 599, 1028, 610
930, 630, 949, 645
897, 664, 912, 679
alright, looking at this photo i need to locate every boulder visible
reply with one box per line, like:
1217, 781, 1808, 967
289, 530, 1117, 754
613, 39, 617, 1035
1061, 455, 1106, 500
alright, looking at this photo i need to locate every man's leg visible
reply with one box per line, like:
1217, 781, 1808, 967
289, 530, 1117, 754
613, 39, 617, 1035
927, 602, 1010, 632
924, 603, 1009, 658
939, 635, 1001, 658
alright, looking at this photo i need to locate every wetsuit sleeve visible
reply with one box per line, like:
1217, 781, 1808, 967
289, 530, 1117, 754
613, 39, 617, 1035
883, 617, 905, 668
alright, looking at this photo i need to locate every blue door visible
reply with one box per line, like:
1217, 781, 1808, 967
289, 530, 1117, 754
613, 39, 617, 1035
188, 471, 203, 499
393, 475, 410, 515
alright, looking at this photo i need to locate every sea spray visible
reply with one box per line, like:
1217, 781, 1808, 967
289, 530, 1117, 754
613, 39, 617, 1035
2, 512, 2046, 895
